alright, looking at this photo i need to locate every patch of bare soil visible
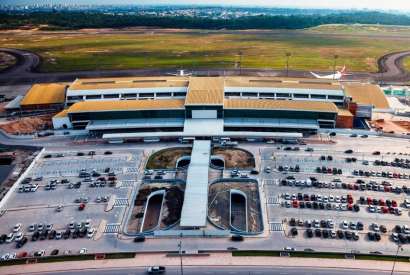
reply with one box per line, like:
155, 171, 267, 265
0, 52, 16, 71
211, 147, 255, 169
0, 117, 44, 135
146, 147, 192, 169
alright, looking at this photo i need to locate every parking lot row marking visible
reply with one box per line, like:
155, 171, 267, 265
125, 167, 139, 173
121, 181, 136, 188
264, 180, 276, 186
104, 223, 121, 234
267, 197, 280, 204
114, 198, 130, 207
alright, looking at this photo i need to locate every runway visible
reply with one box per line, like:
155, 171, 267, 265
0, 46, 409, 86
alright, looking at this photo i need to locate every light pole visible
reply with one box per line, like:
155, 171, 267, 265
391, 244, 403, 275
93, 54, 99, 77
238, 52, 243, 76
286, 53, 291, 77
191, 52, 196, 74
381, 57, 388, 85
333, 55, 338, 80
178, 236, 184, 275
142, 52, 148, 70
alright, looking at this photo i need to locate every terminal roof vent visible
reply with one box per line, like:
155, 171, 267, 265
82, 81, 116, 84
132, 80, 167, 82
298, 81, 333, 85
249, 79, 282, 83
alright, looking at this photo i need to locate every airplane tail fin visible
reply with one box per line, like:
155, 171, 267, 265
310, 71, 322, 78
340, 64, 346, 76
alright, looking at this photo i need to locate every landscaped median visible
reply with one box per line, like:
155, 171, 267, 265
0, 253, 137, 267
232, 251, 410, 262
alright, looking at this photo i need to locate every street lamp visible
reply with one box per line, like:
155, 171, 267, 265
191, 52, 196, 74
178, 235, 184, 275
391, 245, 403, 275
93, 54, 99, 77
286, 53, 291, 77
142, 52, 148, 70
381, 57, 388, 85
238, 52, 243, 76
333, 55, 338, 80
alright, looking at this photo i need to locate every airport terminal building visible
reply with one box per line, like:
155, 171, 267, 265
52, 76, 391, 139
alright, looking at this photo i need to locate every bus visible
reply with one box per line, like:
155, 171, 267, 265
108, 138, 124, 144
179, 137, 195, 143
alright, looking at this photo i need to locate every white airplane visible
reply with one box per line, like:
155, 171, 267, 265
310, 64, 351, 80
167, 69, 191, 76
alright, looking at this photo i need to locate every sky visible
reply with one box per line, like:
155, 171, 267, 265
2, 0, 410, 11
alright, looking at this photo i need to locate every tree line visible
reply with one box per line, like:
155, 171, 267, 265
1, 11, 410, 30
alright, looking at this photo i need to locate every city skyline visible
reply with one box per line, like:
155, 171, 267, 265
1, 0, 409, 11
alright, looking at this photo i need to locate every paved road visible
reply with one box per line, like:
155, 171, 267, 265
28, 266, 405, 275
376, 51, 410, 83
0, 45, 407, 86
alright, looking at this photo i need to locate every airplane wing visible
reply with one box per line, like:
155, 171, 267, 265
166, 73, 178, 76
310, 72, 323, 78
342, 74, 353, 76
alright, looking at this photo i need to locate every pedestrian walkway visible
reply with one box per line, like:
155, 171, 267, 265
125, 167, 139, 173
264, 179, 276, 185
266, 197, 279, 204
103, 223, 121, 234
121, 180, 135, 188
269, 222, 284, 231
114, 198, 129, 207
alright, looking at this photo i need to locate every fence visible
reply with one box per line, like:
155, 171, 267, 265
0, 147, 45, 209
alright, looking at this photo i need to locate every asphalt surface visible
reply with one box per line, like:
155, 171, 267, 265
28, 266, 406, 275
0, 43, 409, 86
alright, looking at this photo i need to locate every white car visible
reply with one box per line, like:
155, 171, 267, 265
0, 210, 4, 217
376, 206, 381, 213
6, 233, 14, 243
13, 223, 22, 232
34, 250, 45, 257
8, 253, 16, 260
313, 219, 320, 228
316, 194, 322, 202
405, 199, 410, 208
291, 194, 296, 200
57, 205, 65, 212
283, 247, 296, 251
84, 197, 90, 203
373, 222, 379, 231
285, 193, 290, 200
333, 204, 340, 211
68, 221, 76, 229
267, 140, 275, 144
37, 222, 45, 231
328, 195, 334, 202
85, 219, 92, 228
335, 196, 340, 203
376, 171, 382, 177
79, 248, 87, 254
64, 249, 71, 255
333, 178, 341, 182
30, 184, 39, 192
56, 230, 64, 239
96, 196, 102, 203
1, 253, 10, 260
371, 171, 376, 176
342, 220, 348, 229
397, 208, 403, 216
368, 205, 376, 212
327, 219, 334, 228
265, 167, 271, 173
330, 230, 336, 238
29, 223, 37, 232
285, 201, 291, 208
46, 222, 53, 231
15, 233, 24, 242
87, 228, 96, 238
340, 204, 347, 211
403, 225, 410, 234
76, 221, 83, 229
323, 196, 328, 203
405, 174, 409, 179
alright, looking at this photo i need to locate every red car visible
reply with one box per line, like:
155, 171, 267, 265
293, 200, 298, 208
393, 172, 399, 178
373, 151, 381, 155
347, 195, 353, 204
367, 197, 373, 205
108, 176, 117, 181
304, 195, 310, 201
381, 206, 388, 213
389, 207, 396, 214
328, 168, 332, 173
379, 199, 385, 206
392, 200, 398, 207
79, 204, 85, 211
354, 184, 359, 190
98, 177, 106, 181
384, 186, 390, 192
348, 184, 353, 190
347, 204, 353, 211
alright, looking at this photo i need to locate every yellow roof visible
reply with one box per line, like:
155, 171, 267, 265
224, 98, 338, 112
337, 108, 354, 117
53, 109, 68, 118
69, 77, 189, 90
185, 77, 224, 105
344, 83, 390, 109
67, 99, 185, 113
21, 84, 67, 106
225, 76, 342, 90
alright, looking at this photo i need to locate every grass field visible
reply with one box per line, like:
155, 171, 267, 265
309, 24, 410, 35
403, 57, 410, 73
1, 31, 410, 72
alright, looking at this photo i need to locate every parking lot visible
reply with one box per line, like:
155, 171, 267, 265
0, 148, 143, 257
262, 136, 410, 254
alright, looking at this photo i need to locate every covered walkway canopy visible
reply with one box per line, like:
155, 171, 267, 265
180, 140, 211, 228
